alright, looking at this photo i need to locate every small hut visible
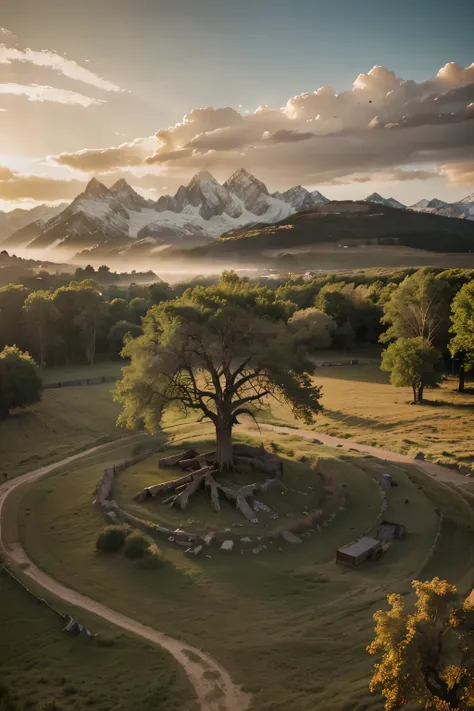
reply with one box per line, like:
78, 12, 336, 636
336, 536, 382, 567
377, 520, 406, 543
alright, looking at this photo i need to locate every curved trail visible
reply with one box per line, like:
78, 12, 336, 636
253, 422, 472, 490
0, 441, 251, 711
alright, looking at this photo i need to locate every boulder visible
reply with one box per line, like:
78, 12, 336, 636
281, 530, 303, 544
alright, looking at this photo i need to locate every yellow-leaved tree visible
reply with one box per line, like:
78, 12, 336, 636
368, 578, 474, 710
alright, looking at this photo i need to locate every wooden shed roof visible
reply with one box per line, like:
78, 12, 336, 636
337, 536, 380, 558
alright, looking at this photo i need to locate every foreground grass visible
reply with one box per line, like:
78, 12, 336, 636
0, 569, 196, 711
0, 383, 123, 480
265, 363, 474, 470
14, 427, 474, 711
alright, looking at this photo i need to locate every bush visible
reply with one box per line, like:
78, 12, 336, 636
96, 524, 129, 553
123, 530, 152, 559
139, 549, 165, 570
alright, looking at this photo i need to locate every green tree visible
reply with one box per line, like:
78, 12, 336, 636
22, 290, 59, 368
108, 298, 132, 324
368, 578, 474, 710
115, 276, 322, 471
0, 284, 29, 350
288, 307, 335, 350
52, 282, 105, 364
449, 281, 474, 393
381, 337, 442, 403
129, 297, 151, 323
108, 320, 142, 355
0, 346, 43, 418
380, 269, 449, 346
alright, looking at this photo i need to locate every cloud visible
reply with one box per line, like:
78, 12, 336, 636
439, 162, 474, 187
51, 137, 155, 172
0, 83, 104, 106
42, 59, 474, 192
264, 129, 315, 144
0, 167, 85, 200
0, 35, 121, 92
0, 165, 15, 180
325, 169, 438, 186
146, 148, 193, 164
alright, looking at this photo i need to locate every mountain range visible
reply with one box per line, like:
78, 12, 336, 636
0, 169, 473, 261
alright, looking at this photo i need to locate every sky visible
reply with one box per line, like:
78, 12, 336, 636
0, 0, 473, 210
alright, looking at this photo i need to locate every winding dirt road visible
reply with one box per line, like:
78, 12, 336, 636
0, 442, 251, 711
253, 422, 473, 491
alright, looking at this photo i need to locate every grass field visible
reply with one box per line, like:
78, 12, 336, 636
0, 569, 196, 711
0, 383, 123, 480
265, 362, 474, 471
12, 425, 474, 711
43, 361, 124, 385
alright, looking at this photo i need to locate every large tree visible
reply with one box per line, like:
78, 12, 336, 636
380, 269, 449, 346
381, 337, 442, 403
115, 277, 321, 471
449, 281, 474, 393
22, 290, 59, 368
368, 578, 474, 710
0, 346, 43, 419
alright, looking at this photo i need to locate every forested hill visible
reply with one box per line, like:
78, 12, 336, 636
164, 200, 474, 261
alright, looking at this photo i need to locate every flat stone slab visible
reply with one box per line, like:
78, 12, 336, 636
281, 530, 303, 544
220, 540, 234, 552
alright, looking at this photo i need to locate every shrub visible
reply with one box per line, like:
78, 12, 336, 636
95, 524, 129, 553
139, 549, 165, 570
123, 530, 151, 559
38, 702, 63, 711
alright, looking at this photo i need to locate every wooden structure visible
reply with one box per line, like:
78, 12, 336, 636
336, 536, 382, 567
377, 520, 406, 543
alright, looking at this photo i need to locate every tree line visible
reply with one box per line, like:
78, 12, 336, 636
1, 266, 474, 419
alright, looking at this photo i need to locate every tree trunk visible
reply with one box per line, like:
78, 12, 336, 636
412, 386, 417, 403
417, 386, 424, 403
216, 415, 233, 472
458, 353, 466, 392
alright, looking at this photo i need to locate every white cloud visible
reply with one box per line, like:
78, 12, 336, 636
0, 40, 121, 93
0, 83, 104, 107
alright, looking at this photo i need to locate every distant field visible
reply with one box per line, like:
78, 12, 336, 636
0, 569, 196, 711
265, 362, 474, 471
43, 360, 124, 385
0, 383, 123, 479
14, 426, 474, 711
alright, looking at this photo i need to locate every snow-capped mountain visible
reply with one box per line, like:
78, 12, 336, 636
4, 170, 329, 256
410, 194, 474, 220
0, 203, 66, 243
411, 198, 449, 210
272, 185, 329, 211
365, 193, 406, 209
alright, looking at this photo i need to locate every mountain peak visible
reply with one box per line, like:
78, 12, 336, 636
366, 192, 384, 201
187, 170, 218, 187
83, 178, 109, 199
111, 178, 132, 191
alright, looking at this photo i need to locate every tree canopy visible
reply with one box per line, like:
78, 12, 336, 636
368, 578, 474, 710
449, 281, 474, 392
115, 276, 322, 470
381, 269, 449, 346
0, 345, 43, 419
381, 337, 442, 402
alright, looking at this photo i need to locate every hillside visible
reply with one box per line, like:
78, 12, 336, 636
164, 200, 474, 265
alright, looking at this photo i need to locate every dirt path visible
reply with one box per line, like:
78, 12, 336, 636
250, 422, 472, 490
0, 441, 250, 711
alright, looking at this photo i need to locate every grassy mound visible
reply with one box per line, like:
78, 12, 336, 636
12, 424, 474, 711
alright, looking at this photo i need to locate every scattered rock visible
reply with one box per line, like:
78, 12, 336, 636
252, 545, 266, 554
240, 537, 252, 543
106, 511, 117, 518
313, 439, 323, 445
220, 540, 234, 552
203, 532, 214, 546
415, 451, 425, 461
191, 545, 203, 556
253, 500, 271, 513
281, 531, 303, 544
